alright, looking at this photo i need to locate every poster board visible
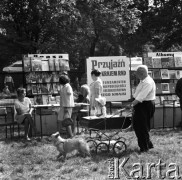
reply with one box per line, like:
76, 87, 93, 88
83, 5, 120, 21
87, 56, 131, 102
26, 54, 69, 59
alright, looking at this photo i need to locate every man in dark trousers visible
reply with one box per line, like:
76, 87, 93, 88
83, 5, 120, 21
130, 65, 156, 153
175, 78, 182, 110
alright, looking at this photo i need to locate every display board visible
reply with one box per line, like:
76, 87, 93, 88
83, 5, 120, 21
144, 52, 182, 105
23, 54, 69, 105
148, 52, 182, 57
87, 56, 131, 102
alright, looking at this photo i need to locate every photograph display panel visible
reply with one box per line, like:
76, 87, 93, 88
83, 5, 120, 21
22, 54, 69, 105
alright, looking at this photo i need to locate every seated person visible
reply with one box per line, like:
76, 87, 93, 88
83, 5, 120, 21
72, 84, 90, 134
14, 87, 37, 141
77, 84, 90, 103
95, 97, 107, 117
2, 85, 11, 96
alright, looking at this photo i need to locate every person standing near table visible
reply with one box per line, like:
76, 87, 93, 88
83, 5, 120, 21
90, 69, 103, 115
3, 85, 11, 96
175, 77, 182, 110
58, 75, 74, 138
130, 65, 156, 153
4, 74, 14, 93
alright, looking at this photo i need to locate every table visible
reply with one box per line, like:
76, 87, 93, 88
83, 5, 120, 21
154, 102, 181, 129
32, 103, 90, 137
32, 104, 59, 137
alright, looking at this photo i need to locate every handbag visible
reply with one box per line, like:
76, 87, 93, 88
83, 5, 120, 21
62, 118, 73, 127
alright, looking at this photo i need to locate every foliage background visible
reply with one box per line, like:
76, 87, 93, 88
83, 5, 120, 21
0, 0, 182, 72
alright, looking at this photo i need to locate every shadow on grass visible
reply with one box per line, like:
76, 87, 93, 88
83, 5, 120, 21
89, 147, 140, 163
151, 127, 182, 136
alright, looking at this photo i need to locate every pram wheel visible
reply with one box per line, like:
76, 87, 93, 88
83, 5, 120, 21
96, 142, 109, 154
87, 139, 97, 153
113, 140, 126, 156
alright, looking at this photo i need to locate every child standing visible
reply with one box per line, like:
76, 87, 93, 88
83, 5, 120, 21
95, 97, 107, 117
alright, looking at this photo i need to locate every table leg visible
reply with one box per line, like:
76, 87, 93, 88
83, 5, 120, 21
33, 108, 37, 137
40, 108, 43, 138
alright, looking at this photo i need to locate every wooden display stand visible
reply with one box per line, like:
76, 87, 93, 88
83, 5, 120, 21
152, 103, 181, 129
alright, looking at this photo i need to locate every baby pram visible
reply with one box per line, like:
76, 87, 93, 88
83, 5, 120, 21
80, 107, 133, 156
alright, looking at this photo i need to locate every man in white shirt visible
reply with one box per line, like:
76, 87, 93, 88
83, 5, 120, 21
130, 65, 156, 153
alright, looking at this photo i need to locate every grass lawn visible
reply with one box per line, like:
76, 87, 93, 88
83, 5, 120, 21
0, 128, 182, 180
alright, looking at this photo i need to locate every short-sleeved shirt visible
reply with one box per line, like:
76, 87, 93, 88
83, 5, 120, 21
133, 75, 156, 102
58, 83, 74, 121
14, 97, 31, 124
60, 83, 74, 108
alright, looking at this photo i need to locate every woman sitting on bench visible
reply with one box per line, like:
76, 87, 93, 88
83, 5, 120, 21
14, 87, 37, 141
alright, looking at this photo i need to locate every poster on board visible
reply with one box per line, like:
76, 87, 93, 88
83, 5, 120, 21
87, 56, 131, 102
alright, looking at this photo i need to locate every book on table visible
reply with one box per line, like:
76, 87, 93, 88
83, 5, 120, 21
34, 95, 43, 105
42, 95, 48, 105
155, 96, 161, 105
160, 96, 165, 104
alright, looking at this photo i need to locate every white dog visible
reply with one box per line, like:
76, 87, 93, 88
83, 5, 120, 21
51, 132, 91, 160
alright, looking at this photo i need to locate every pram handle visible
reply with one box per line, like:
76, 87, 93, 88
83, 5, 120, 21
112, 107, 133, 117
111, 108, 126, 117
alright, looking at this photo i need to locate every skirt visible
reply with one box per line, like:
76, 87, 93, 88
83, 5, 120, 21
57, 107, 72, 121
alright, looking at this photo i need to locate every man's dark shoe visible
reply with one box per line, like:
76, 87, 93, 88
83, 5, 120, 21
140, 149, 148, 153
148, 142, 154, 149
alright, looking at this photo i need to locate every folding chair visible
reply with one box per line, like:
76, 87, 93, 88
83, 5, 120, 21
0, 107, 19, 139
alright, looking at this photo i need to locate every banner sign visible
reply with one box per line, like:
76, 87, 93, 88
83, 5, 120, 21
87, 56, 131, 102
148, 52, 182, 57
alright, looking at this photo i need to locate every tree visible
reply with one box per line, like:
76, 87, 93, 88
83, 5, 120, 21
0, 0, 141, 70
0, 0, 80, 69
